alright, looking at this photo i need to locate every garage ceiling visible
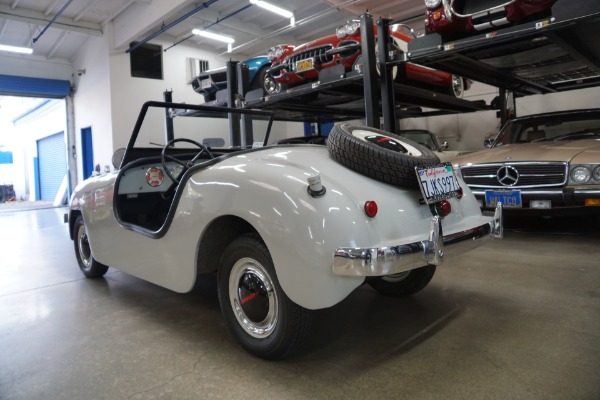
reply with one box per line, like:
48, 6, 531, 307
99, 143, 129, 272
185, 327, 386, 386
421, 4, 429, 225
0, 0, 427, 61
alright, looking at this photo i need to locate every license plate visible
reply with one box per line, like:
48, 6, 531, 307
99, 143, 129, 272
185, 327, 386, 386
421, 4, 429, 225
415, 163, 462, 204
485, 190, 522, 208
201, 78, 213, 89
295, 59, 314, 73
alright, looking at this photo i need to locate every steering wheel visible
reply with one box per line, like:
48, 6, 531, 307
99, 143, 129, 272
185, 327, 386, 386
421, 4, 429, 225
161, 138, 214, 184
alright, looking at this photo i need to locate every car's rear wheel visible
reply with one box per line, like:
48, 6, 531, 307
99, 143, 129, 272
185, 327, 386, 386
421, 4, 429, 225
73, 215, 109, 278
327, 123, 440, 188
447, 75, 465, 98
218, 233, 311, 360
368, 265, 436, 297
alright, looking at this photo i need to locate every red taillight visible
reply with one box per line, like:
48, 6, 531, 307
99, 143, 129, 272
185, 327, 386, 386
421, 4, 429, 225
435, 200, 452, 217
364, 201, 378, 218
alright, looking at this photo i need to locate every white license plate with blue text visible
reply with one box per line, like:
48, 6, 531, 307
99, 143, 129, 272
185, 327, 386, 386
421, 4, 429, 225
416, 163, 462, 204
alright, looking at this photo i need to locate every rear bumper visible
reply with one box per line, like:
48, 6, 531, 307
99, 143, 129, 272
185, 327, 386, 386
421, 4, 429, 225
332, 204, 503, 276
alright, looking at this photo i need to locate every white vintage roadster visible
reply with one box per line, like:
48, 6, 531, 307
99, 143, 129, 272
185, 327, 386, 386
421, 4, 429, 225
68, 101, 503, 359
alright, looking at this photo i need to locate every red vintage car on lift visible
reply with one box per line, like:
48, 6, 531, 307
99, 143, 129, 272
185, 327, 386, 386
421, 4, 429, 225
423, 0, 557, 36
265, 20, 469, 98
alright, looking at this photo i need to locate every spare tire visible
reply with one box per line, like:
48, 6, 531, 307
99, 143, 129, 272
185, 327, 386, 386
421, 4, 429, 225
327, 123, 440, 188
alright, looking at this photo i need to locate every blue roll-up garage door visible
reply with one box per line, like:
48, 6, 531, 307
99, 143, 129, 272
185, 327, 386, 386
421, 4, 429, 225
37, 133, 66, 201
0, 74, 71, 98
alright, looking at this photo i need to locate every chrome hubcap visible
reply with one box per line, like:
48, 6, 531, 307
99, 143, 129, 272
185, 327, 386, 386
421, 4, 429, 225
229, 258, 278, 338
264, 75, 281, 94
77, 225, 92, 269
452, 75, 464, 98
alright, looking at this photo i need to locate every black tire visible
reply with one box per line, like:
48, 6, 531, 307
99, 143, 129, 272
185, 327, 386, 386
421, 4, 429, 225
368, 265, 436, 297
217, 233, 311, 360
327, 123, 440, 188
263, 72, 282, 95
445, 75, 465, 98
250, 65, 269, 94
73, 215, 109, 278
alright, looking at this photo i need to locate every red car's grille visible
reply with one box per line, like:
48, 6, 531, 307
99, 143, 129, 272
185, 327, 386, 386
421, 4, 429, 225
286, 45, 334, 70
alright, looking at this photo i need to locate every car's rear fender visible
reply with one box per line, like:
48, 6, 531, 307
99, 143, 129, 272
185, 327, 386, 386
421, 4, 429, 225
189, 147, 488, 309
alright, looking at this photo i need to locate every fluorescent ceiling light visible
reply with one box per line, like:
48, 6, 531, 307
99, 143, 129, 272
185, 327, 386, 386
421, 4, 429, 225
192, 29, 235, 44
249, 0, 293, 19
0, 44, 33, 54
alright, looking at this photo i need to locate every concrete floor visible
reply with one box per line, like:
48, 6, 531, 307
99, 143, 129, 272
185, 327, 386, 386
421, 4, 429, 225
0, 206, 599, 400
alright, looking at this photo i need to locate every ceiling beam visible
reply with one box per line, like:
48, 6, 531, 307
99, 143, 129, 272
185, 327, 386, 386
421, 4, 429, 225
0, 3, 102, 36
112, 0, 193, 49
0, 19, 7, 39
44, 0, 62, 17
47, 30, 69, 59
74, 0, 100, 22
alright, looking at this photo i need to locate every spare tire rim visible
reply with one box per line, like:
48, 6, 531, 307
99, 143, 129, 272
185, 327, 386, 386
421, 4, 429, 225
229, 258, 278, 339
352, 129, 424, 157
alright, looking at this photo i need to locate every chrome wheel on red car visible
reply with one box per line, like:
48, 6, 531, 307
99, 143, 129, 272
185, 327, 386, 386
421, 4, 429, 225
263, 73, 282, 95
450, 75, 465, 98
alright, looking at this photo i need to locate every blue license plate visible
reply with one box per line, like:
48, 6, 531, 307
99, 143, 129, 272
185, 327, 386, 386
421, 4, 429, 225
485, 190, 522, 208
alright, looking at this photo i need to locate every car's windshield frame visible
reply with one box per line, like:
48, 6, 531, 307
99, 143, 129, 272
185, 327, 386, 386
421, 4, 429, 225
120, 101, 275, 167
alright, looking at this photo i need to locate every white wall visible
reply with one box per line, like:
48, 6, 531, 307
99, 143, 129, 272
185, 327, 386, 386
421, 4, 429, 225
10, 100, 67, 201
399, 82, 501, 151
71, 34, 113, 181
108, 35, 237, 152
515, 86, 600, 116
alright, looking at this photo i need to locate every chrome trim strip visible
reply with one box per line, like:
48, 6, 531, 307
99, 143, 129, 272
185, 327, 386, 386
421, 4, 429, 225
574, 189, 600, 195
474, 17, 509, 31
471, 189, 564, 196
448, 0, 516, 19
332, 204, 503, 276
473, 188, 600, 196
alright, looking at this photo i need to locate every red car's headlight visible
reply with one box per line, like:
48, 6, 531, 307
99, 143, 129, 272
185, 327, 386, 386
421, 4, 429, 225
267, 45, 285, 61
336, 20, 360, 38
424, 0, 442, 9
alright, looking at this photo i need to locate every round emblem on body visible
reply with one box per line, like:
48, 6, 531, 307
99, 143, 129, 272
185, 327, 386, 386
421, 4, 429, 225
146, 167, 164, 187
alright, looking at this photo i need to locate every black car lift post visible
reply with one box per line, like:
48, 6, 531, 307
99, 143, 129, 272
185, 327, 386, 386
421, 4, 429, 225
236, 62, 254, 146
360, 13, 381, 129
377, 17, 397, 133
163, 90, 175, 143
225, 60, 241, 146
